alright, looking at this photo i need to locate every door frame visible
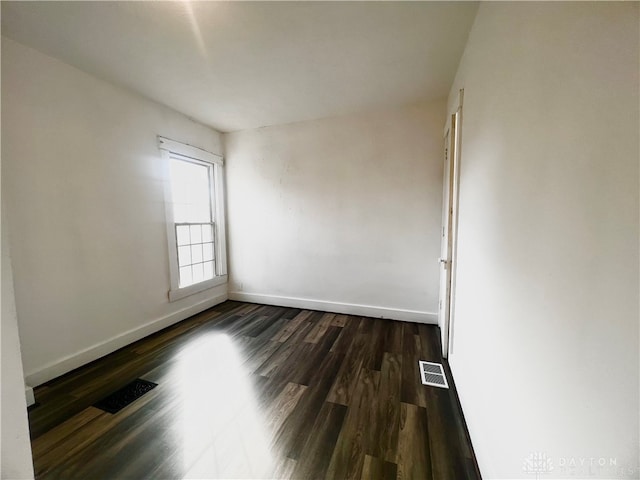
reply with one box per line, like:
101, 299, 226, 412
439, 89, 463, 358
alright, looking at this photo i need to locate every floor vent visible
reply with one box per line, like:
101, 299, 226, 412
94, 379, 157, 414
418, 361, 449, 389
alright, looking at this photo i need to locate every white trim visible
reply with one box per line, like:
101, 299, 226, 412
169, 275, 227, 302
158, 136, 228, 301
213, 165, 228, 275
158, 136, 223, 165
439, 88, 465, 359
160, 147, 180, 291
438, 118, 454, 359
228, 292, 437, 324
448, 89, 464, 356
25, 386, 35, 407
24, 291, 228, 387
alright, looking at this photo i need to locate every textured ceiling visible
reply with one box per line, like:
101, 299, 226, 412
2, 1, 478, 132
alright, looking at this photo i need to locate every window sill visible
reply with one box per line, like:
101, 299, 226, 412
168, 275, 227, 302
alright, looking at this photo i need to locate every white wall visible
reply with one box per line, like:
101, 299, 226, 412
2, 38, 227, 386
225, 102, 444, 322
1, 210, 34, 479
447, 3, 639, 478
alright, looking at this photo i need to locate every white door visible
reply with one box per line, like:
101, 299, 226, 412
438, 113, 457, 358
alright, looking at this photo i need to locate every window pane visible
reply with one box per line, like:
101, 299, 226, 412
176, 225, 190, 246
190, 224, 202, 244
179, 266, 193, 287
191, 244, 203, 263
192, 263, 204, 284
170, 158, 212, 223
203, 242, 214, 261
178, 246, 191, 267
202, 224, 213, 242
173, 204, 189, 224
203, 261, 214, 280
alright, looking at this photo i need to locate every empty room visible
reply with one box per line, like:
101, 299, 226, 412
1, 2, 638, 479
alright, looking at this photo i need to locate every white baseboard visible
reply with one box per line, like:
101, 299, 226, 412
25, 292, 228, 387
228, 292, 437, 324
25, 386, 35, 407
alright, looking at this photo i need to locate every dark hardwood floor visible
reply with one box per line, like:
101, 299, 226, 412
28, 301, 481, 479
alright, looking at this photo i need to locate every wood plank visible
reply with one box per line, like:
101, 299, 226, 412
265, 382, 307, 436
329, 314, 360, 353
290, 326, 342, 386
271, 310, 313, 342
270, 457, 297, 480
363, 318, 386, 371
304, 312, 336, 344
31, 407, 104, 458
361, 455, 398, 480
326, 331, 369, 406
255, 325, 312, 378
417, 324, 442, 361
396, 402, 433, 480
325, 367, 380, 479
399, 323, 427, 408
368, 352, 402, 462
382, 319, 404, 355
331, 314, 348, 327
276, 351, 345, 460
291, 401, 347, 479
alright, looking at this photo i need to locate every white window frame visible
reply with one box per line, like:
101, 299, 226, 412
158, 137, 227, 302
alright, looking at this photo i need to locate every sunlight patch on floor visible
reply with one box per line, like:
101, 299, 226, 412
175, 333, 274, 479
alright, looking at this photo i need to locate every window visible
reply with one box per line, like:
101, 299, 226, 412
158, 137, 227, 301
